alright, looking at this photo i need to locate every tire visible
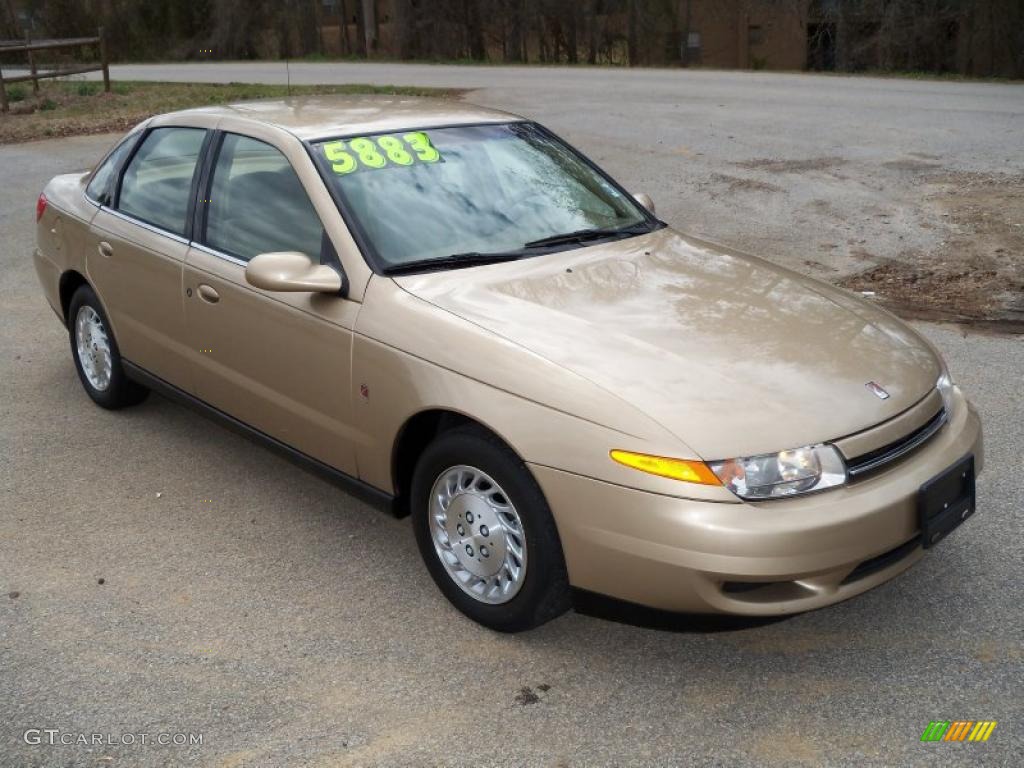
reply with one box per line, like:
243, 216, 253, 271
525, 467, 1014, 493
411, 425, 571, 632
68, 284, 148, 410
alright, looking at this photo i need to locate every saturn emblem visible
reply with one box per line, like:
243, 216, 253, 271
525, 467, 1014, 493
865, 381, 890, 400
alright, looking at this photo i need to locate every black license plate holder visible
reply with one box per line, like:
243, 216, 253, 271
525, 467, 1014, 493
918, 454, 976, 549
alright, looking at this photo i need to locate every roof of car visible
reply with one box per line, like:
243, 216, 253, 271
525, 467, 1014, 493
170, 96, 522, 140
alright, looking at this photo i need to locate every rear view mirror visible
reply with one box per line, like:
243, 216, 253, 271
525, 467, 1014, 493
245, 252, 343, 294
633, 192, 655, 214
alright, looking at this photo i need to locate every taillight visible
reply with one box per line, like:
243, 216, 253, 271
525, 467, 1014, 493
36, 193, 47, 223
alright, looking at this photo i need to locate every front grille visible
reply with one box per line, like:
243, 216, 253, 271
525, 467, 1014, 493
846, 407, 947, 480
722, 580, 783, 594
721, 537, 922, 598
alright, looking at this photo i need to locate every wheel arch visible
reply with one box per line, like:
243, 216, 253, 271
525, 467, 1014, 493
390, 408, 523, 519
59, 269, 90, 326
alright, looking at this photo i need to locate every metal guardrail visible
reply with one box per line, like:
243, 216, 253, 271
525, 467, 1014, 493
0, 28, 109, 113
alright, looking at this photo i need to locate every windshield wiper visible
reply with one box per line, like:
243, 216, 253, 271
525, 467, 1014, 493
523, 221, 653, 249
384, 221, 657, 275
384, 250, 527, 275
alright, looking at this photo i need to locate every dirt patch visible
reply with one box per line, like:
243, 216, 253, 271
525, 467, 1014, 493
706, 172, 783, 194
882, 158, 943, 172
735, 155, 845, 174
840, 171, 1024, 333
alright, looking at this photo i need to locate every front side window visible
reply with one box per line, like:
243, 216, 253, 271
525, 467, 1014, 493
205, 134, 325, 263
86, 134, 138, 206
117, 127, 206, 236
312, 122, 656, 272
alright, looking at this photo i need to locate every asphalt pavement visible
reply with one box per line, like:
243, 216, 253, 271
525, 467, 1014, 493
2, 66, 1022, 767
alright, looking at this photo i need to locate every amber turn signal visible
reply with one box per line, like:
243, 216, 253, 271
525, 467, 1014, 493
610, 450, 721, 485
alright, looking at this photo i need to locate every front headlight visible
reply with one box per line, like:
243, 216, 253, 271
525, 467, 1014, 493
936, 366, 955, 414
709, 444, 847, 500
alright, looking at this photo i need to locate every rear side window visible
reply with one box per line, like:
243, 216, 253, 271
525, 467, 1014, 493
86, 135, 137, 206
204, 133, 325, 263
118, 127, 206, 237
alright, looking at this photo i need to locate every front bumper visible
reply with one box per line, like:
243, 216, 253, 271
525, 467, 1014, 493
531, 390, 983, 615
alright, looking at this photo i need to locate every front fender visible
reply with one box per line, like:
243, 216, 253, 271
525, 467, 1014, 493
352, 277, 735, 503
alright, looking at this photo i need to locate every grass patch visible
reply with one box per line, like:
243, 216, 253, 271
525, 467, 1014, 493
815, 68, 1022, 84
0, 80, 465, 144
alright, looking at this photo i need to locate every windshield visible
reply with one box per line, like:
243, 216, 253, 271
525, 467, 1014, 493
311, 122, 656, 272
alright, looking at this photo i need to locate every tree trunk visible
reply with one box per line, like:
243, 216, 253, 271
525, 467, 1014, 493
961, 2, 973, 76
681, 0, 691, 66
627, 0, 638, 66
987, 0, 996, 77
2, 0, 21, 38
392, 0, 413, 59
567, 2, 579, 63
337, 0, 351, 55
354, 0, 367, 56
506, 0, 524, 62
586, 0, 597, 64
361, 0, 376, 56
466, 0, 485, 60
666, 0, 680, 64
522, 0, 530, 62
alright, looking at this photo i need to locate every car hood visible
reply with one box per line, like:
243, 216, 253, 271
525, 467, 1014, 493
393, 228, 940, 459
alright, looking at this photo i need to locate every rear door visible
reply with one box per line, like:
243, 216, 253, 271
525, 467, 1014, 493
87, 126, 209, 388
182, 130, 360, 475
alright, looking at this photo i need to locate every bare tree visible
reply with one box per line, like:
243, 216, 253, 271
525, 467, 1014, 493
1, 0, 21, 37
18, 0, 1021, 77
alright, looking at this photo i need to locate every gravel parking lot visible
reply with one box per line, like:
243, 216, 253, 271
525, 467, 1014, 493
2, 66, 1022, 767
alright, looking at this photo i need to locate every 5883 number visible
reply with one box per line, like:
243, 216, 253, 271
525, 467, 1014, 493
322, 132, 441, 175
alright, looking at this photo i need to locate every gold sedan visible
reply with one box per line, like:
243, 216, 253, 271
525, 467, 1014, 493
34, 97, 983, 631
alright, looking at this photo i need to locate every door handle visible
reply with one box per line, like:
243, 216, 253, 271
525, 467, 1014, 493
98, 241, 113, 258
197, 284, 220, 304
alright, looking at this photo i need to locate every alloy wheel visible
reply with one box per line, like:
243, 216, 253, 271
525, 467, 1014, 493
75, 305, 112, 391
428, 464, 527, 604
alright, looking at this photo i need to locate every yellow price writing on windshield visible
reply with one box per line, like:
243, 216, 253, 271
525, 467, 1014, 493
322, 133, 442, 175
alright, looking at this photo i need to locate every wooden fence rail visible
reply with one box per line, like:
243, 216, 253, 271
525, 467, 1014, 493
0, 28, 109, 113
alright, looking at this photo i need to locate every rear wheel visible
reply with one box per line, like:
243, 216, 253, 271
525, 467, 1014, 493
411, 426, 571, 632
68, 285, 148, 409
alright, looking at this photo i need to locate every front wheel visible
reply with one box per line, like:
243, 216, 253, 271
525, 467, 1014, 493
411, 426, 571, 632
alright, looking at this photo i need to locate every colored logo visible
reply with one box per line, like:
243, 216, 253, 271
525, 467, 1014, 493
921, 721, 997, 742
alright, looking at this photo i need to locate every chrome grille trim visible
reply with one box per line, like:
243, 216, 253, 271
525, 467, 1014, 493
846, 407, 948, 479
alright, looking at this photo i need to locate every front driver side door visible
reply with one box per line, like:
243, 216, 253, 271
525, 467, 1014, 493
182, 131, 360, 476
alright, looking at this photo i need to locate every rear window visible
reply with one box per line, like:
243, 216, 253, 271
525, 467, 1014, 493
86, 135, 137, 207
117, 127, 206, 237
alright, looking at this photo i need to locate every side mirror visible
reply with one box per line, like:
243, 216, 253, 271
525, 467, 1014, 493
633, 192, 655, 215
245, 251, 343, 294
